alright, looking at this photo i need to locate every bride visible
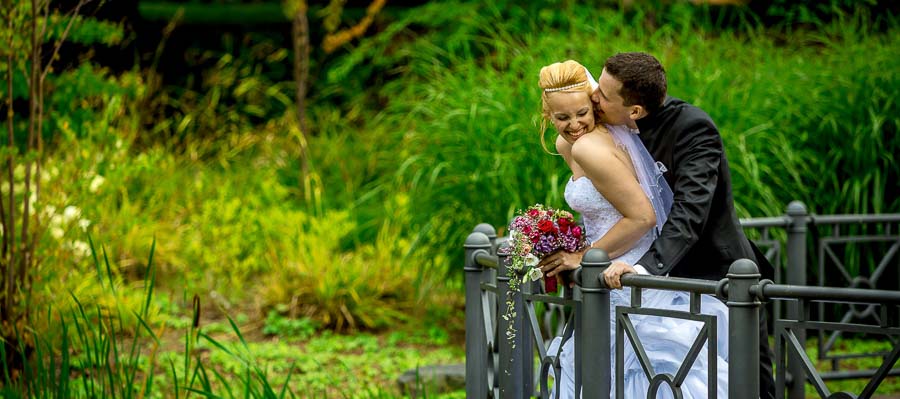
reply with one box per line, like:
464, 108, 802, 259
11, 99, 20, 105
534, 60, 729, 398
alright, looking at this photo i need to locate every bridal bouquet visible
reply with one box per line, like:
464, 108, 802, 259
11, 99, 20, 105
501, 204, 587, 344
506, 204, 587, 293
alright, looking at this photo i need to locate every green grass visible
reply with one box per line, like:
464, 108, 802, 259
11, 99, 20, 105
801, 337, 900, 397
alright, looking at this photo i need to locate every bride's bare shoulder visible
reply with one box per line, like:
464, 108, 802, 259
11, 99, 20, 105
571, 131, 615, 161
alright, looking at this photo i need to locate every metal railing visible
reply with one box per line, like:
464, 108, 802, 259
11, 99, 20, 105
741, 201, 900, 399
465, 201, 900, 399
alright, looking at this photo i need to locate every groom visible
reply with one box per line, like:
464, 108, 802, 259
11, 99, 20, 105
592, 52, 776, 399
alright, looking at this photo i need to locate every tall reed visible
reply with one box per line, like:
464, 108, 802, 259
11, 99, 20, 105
0, 239, 309, 398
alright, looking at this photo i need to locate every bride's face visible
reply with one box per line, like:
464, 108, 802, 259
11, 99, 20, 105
546, 91, 595, 144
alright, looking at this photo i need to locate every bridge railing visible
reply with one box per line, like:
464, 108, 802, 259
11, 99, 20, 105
465, 201, 900, 399
741, 201, 900, 399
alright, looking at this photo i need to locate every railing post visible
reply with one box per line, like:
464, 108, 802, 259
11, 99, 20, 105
474, 223, 500, 367
579, 249, 612, 398
728, 259, 762, 399
519, 275, 536, 398
497, 241, 526, 398
785, 201, 808, 399
465, 231, 491, 399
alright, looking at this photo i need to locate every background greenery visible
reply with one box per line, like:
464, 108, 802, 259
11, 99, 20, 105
2, 0, 898, 396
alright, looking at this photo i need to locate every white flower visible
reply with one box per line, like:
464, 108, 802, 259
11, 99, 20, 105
62, 206, 80, 223
524, 253, 539, 268
523, 267, 543, 283
78, 219, 91, 231
69, 240, 91, 258
50, 227, 65, 239
89, 175, 105, 192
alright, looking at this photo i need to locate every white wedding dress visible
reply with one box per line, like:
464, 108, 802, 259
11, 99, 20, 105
546, 142, 730, 398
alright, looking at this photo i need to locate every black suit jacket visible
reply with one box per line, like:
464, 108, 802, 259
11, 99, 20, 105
635, 96, 773, 280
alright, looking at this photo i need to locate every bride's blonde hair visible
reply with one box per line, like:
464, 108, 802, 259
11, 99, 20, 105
539, 60, 593, 119
538, 60, 594, 154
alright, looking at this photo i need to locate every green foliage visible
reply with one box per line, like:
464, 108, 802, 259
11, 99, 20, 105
263, 306, 318, 339
144, 33, 293, 153
46, 13, 125, 46
763, 0, 894, 30
302, 1, 900, 278
6, 1, 900, 395
801, 337, 900, 396
1, 241, 464, 398
0, 240, 159, 398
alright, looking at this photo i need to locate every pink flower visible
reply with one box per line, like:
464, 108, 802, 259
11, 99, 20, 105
572, 225, 582, 238
522, 225, 533, 237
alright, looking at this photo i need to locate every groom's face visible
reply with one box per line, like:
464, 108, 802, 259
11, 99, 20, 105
592, 68, 635, 128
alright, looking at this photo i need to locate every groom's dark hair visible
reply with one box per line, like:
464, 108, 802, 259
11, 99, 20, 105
604, 52, 667, 114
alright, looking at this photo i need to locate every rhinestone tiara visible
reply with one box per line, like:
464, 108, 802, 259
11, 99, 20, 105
544, 81, 588, 93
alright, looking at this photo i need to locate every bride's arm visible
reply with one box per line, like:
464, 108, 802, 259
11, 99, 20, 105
539, 132, 655, 279
555, 134, 574, 166
572, 135, 656, 259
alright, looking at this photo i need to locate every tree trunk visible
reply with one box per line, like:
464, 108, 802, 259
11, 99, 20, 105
2, 0, 14, 320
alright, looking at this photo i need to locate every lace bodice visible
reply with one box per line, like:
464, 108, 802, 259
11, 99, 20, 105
564, 176, 655, 265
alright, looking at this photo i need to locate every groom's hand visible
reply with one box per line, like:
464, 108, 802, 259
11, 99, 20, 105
602, 261, 636, 289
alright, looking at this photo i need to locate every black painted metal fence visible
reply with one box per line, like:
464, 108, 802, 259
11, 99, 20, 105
465, 201, 900, 398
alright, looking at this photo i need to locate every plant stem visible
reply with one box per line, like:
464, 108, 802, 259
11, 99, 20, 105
292, 0, 310, 179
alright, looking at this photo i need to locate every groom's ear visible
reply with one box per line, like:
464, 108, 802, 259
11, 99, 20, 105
629, 105, 648, 121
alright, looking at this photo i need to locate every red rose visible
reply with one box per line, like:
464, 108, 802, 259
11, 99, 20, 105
537, 219, 554, 233
572, 225, 582, 238
545, 275, 558, 293
528, 209, 540, 217
558, 218, 571, 233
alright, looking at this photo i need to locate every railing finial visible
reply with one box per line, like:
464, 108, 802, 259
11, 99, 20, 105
582, 248, 611, 265
786, 201, 808, 216
473, 223, 497, 240
728, 258, 760, 277
465, 231, 491, 248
